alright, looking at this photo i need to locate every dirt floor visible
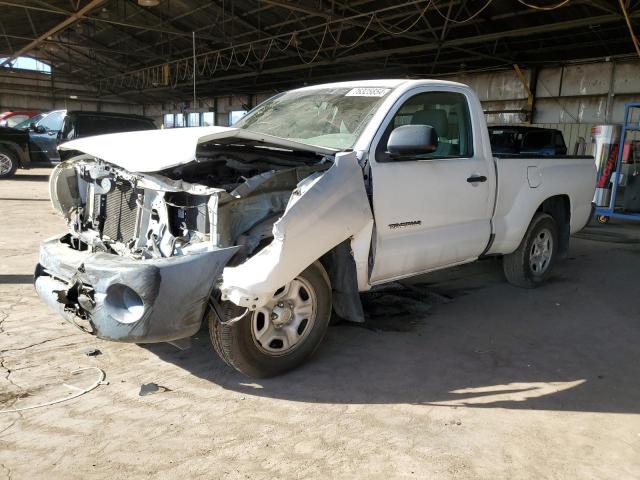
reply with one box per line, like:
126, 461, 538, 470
1, 168, 639, 479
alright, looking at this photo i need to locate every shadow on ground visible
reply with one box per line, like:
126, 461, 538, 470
0, 275, 34, 284
0, 197, 50, 202
146, 239, 640, 414
6, 174, 51, 182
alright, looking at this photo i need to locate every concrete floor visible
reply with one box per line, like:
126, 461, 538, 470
1, 168, 639, 479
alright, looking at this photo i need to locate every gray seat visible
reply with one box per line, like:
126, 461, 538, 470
410, 108, 453, 156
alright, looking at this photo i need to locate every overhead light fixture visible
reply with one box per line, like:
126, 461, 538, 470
138, 0, 160, 6
69, 95, 78, 99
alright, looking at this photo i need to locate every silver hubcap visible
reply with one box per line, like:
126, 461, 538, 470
529, 228, 553, 275
251, 277, 317, 356
0, 153, 13, 175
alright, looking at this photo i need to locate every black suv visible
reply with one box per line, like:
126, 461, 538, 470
0, 110, 156, 178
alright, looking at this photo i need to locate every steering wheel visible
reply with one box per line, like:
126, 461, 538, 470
318, 119, 340, 134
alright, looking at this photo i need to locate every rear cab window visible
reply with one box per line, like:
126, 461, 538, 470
522, 131, 553, 150
489, 129, 518, 152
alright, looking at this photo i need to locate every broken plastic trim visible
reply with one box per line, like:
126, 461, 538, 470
220, 151, 373, 310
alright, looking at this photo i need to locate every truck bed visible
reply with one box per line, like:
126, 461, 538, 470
487, 154, 596, 256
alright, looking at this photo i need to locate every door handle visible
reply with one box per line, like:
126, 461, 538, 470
467, 175, 487, 183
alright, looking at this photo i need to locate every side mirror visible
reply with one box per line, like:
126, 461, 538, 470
34, 125, 46, 134
387, 124, 438, 157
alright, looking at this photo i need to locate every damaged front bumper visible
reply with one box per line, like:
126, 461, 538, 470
35, 235, 238, 343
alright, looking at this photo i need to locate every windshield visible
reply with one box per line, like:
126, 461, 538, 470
235, 86, 393, 149
14, 113, 45, 129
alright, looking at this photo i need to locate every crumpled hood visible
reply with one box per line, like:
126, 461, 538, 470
58, 126, 338, 173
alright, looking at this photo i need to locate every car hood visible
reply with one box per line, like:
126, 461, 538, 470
0, 126, 27, 135
0, 126, 29, 143
58, 126, 339, 173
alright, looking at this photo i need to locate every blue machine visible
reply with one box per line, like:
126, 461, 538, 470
595, 102, 640, 224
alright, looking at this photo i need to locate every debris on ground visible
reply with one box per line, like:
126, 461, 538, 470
139, 383, 172, 396
81, 347, 101, 356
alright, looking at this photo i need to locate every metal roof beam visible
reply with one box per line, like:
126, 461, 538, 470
0, 0, 107, 67
115, 12, 631, 95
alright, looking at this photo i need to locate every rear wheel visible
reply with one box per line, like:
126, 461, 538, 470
209, 261, 332, 377
503, 213, 558, 288
0, 148, 18, 179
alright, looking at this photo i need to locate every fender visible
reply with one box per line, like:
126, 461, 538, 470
221, 151, 374, 310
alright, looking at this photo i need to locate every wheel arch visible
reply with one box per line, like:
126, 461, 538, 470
220, 150, 374, 310
490, 190, 573, 256
319, 240, 366, 323
0, 140, 30, 168
536, 194, 571, 257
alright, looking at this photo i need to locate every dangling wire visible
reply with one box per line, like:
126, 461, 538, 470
375, 1, 433, 36
295, 23, 329, 64
96, 0, 582, 90
235, 44, 253, 67
431, 0, 494, 24
515, 0, 570, 10
329, 14, 375, 48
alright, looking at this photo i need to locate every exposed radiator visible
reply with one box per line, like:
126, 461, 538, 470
101, 182, 139, 243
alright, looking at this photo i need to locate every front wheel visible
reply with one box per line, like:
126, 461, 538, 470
209, 261, 332, 377
503, 212, 558, 288
0, 148, 18, 179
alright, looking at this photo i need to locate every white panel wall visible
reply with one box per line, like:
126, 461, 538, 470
0, 69, 148, 117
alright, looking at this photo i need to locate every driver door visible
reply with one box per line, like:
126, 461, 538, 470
369, 88, 495, 284
29, 110, 65, 162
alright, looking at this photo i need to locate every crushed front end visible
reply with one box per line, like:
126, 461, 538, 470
35, 140, 331, 343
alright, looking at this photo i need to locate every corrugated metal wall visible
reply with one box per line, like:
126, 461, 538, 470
442, 59, 640, 155
447, 60, 640, 126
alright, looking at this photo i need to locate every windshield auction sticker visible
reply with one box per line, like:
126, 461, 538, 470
345, 87, 391, 97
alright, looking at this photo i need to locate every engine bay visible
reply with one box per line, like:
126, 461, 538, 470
49, 143, 332, 263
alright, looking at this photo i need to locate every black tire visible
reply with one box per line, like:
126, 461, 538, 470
209, 261, 332, 378
503, 212, 558, 288
0, 147, 18, 179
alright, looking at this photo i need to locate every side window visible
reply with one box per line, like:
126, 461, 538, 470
7, 115, 28, 127
522, 131, 552, 150
103, 117, 124, 133
39, 111, 65, 132
116, 118, 154, 132
376, 91, 473, 161
60, 117, 75, 140
75, 116, 103, 137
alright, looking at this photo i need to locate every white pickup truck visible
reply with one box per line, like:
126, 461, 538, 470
35, 79, 596, 377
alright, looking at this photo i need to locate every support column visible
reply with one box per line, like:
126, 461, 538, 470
513, 64, 534, 124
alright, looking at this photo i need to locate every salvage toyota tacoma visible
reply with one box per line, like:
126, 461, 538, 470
35, 80, 596, 377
